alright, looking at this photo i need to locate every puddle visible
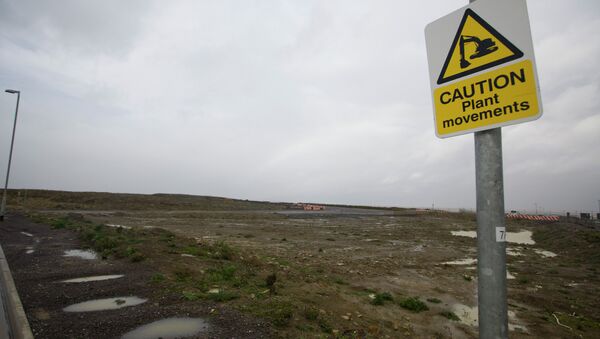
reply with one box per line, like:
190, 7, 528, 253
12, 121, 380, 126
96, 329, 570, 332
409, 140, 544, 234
451, 230, 535, 245
106, 224, 132, 230
21, 232, 33, 237
507, 231, 535, 245
63, 296, 146, 312
121, 317, 209, 339
61, 275, 124, 283
181, 254, 195, 258
451, 231, 477, 239
26, 249, 35, 254
453, 304, 527, 332
534, 249, 557, 258
509, 323, 528, 332
507, 271, 516, 279
507, 248, 523, 256
443, 258, 477, 265
63, 249, 98, 260
453, 304, 478, 326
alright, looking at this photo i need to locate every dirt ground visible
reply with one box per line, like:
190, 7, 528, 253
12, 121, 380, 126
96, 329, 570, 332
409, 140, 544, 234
0, 214, 272, 339
47, 210, 600, 337
1, 190, 599, 338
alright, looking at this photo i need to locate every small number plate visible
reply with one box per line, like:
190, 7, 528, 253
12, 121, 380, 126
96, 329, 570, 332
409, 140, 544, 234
496, 227, 507, 242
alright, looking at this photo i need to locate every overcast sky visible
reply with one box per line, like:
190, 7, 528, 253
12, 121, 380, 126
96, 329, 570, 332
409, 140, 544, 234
0, 0, 598, 214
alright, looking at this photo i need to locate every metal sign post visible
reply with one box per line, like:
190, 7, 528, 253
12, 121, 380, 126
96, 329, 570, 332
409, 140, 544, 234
426, 0, 541, 337
475, 127, 507, 338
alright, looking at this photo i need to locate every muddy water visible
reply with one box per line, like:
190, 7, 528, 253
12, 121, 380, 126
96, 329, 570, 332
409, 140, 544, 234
121, 317, 209, 339
534, 249, 557, 257
63, 296, 146, 312
443, 258, 477, 265
63, 249, 98, 260
61, 275, 124, 283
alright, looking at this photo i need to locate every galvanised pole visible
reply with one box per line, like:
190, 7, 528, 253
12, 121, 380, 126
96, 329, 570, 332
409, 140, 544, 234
469, 0, 508, 337
1, 90, 21, 221
475, 127, 508, 339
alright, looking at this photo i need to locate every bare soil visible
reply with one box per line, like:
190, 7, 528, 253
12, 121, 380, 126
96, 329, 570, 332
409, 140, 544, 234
1, 190, 599, 338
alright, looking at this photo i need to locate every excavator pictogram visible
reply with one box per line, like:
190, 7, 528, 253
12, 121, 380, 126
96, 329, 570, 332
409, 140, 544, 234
459, 35, 498, 68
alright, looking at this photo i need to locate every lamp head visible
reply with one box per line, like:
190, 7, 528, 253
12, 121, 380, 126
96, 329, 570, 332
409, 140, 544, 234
5, 89, 19, 94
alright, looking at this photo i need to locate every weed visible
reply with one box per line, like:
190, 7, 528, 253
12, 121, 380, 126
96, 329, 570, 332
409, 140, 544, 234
440, 311, 460, 321
303, 307, 319, 321
268, 303, 294, 327
318, 319, 332, 333
518, 277, 529, 284
150, 273, 165, 283
181, 245, 202, 256
399, 297, 429, 312
371, 292, 393, 306
211, 241, 234, 260
463, 275, 472, 281
182, 291, 203, 301
125, 246, 137, 257
206, 265, 237, 282
51, 218, 69, 229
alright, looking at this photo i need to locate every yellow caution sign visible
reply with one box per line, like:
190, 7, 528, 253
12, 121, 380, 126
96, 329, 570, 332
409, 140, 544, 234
437, 9, 523, 85
434, 60, 539, 136
426, 0, 542, 138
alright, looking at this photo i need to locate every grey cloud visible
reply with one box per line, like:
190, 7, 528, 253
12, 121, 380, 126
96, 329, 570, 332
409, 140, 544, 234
0, 0, 598, 214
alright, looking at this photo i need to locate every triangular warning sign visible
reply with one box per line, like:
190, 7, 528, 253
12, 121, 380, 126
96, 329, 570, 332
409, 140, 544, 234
437, 9, 523, 84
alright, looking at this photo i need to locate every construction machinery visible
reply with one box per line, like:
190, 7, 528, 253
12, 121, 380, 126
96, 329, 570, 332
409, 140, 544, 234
459, 35, 498, 68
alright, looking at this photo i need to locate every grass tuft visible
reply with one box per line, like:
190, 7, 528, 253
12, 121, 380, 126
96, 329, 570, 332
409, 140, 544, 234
371, 292, 394, 306
398, 297, 429, 312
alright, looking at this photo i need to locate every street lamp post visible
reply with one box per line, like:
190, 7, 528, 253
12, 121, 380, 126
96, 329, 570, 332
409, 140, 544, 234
1, 89, 21, 221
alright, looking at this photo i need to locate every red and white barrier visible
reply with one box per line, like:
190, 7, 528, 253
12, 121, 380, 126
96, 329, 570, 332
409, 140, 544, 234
506, 214, 560, 221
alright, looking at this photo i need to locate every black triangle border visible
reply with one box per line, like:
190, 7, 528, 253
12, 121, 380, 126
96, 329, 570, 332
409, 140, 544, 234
437, 8, 524, 85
